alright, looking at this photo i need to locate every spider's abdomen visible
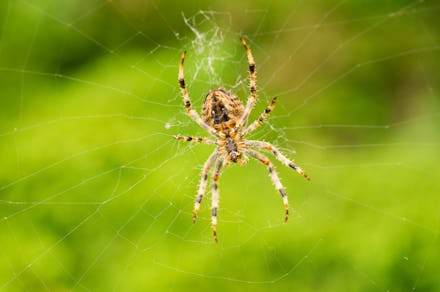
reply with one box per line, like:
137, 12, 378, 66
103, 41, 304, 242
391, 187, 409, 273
202, 88, 244, 130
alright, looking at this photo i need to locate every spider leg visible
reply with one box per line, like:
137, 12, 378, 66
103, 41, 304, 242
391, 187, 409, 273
246, 149, 290, 222
174, 135, 216, 145
246, 140, 310, 180
211, 158, 224, 243
193, 151, 218, 223
235, 38, 257, 131
241, 96, 277, 137
179, 51, 220, 137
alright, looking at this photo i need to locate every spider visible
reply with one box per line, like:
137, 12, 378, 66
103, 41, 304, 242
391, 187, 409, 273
175, 38, 309, 242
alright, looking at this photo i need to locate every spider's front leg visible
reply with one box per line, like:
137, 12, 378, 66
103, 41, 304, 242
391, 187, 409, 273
235, 38, 257, 131
178, 51, 219, 137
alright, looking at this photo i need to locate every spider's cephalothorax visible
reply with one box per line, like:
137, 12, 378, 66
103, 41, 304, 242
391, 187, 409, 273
175, 38, 310, 242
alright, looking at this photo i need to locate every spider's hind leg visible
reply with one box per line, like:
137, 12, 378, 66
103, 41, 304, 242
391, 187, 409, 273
246, 149, 290, 222
193, 151, 218, 223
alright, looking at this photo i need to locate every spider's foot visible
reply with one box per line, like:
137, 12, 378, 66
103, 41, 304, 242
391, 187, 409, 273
289, 164, 310, 180
281, 195, 289, 222
192, 211, 198, 223
180, 50, 187, 61
193, 201, 201, 223
212, 224, 218, 243
300, 170, 310, 181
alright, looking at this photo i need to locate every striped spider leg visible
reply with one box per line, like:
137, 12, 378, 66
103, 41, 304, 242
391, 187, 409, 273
233, 38, 257, 133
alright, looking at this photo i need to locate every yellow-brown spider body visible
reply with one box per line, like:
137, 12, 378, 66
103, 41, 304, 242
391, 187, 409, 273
202, 88, 245, 163
175, 38, 309, 242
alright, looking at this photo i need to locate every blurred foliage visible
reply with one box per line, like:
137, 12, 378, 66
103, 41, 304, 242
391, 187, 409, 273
1, 0, 440, 291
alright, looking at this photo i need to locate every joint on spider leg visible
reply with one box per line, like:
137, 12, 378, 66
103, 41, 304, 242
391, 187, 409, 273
179, 78, 186, 89
249, 63, 255, 74
180, 50, 187, 64
178, 51, 186, 86
212, 207, 218, 243
174, 135, 186, 141
213, 225, 218, 243
174, 135, 192, 142
279, 188, 289, 222
289, 163, 310, 180
250, 86, 256, 97
193, 209, 198, 223
193, 201, 201, 223
184, 100, 191, 111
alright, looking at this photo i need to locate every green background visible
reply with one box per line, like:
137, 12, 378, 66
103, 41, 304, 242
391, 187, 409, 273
1, 0, 439, 291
